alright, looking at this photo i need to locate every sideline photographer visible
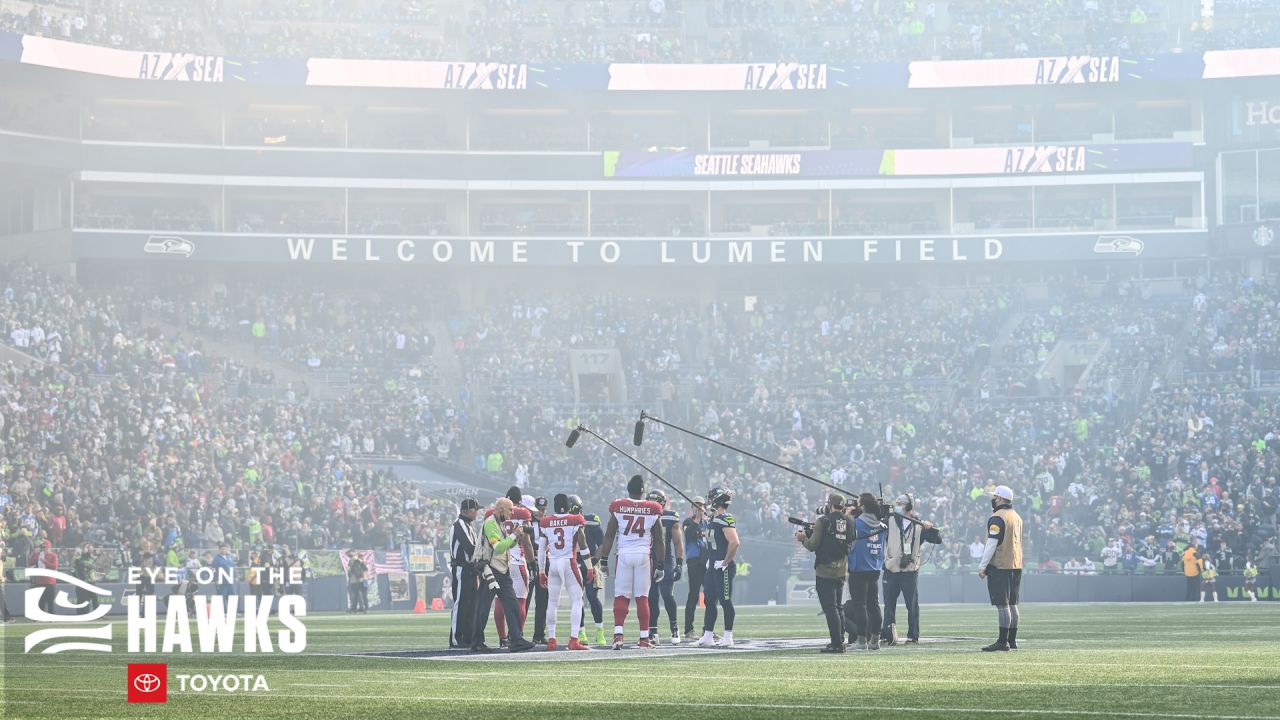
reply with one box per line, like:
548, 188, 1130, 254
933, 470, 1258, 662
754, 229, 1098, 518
469, 497, 535, 653
881, 493, 943, 645
845, 493, 887, 651
794, 493, 854, 653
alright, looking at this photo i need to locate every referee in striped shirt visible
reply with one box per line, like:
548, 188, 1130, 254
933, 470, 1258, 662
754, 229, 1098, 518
450, 497, 481, 648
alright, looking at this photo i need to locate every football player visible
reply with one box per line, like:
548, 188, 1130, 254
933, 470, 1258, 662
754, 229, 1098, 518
647, 489, 686, 645
695, 486, 740, 648
574, 496, 608, 646
598, 474, 665, 649
537, 493, 594, 651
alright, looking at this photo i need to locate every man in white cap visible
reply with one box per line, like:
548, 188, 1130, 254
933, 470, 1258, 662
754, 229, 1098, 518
977, 484, 1023, 652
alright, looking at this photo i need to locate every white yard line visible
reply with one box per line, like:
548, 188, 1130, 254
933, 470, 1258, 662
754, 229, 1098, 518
8, 688, 1280, 719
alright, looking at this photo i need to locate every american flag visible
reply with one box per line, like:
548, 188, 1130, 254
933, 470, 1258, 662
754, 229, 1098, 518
373, 550, 406, 575
340, 549, 406, 578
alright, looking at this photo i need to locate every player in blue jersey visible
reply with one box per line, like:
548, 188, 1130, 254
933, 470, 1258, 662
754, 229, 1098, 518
682, 497, 709, 638
646, 490, 686, 645
572, 495, 608, 646
695, 486, 740, 648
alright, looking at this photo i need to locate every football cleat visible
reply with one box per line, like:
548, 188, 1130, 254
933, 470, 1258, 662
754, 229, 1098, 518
577, 629, 588, 644
612, 633, 625, 650
671, 631, 681, 646
1008, 640, 1019, 650
499, 638, 509, 649
595, 628, 607, 646
547, 638, 558, 651
716, 635, 734, 648
638, 637, 654, 649
981, 641, 1010, 652
695, 632, 716, 647
568, 637, 591, 651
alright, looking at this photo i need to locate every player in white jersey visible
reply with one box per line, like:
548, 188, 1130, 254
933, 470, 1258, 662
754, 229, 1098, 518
537, 493, 595, 651
598, 475, 665, 649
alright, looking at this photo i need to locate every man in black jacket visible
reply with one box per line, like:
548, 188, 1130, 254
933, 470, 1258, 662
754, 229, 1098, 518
346, 551, 369, 613
450, 498, 481, 648
73, 543, 100, 613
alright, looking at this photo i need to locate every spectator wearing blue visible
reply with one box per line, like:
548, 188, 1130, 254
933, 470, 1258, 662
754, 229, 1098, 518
212, 544, 237, 602
844, 492, 886, 651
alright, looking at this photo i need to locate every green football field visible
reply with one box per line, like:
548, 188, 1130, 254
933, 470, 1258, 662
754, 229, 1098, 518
4, 602, 1279, 719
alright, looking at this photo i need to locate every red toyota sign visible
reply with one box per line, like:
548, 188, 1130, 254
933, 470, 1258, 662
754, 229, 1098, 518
127, 663, 168, 703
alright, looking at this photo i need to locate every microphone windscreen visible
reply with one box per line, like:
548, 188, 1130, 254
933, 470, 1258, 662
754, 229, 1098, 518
566, 428, 581, 448
632, 419, 645, 447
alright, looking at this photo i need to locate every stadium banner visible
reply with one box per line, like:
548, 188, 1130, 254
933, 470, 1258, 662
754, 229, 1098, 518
0, 29, 20, 62
3, 32, 1280, 88
302, 59, 601, 90
73, 230, 1207, 265
1203, 48, 1280, 80
386, 571, 411, 602
13, 33, 225, 82
407, 542, 435, 573
604, 143, 1192, 178
906, 53, 1205, 88
604, 62, 906, 90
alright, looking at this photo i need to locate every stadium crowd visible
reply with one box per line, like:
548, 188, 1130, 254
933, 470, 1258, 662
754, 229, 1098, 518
0, 263, 463, 577
1, 0, 1278, 63
0, 261, 1277, 582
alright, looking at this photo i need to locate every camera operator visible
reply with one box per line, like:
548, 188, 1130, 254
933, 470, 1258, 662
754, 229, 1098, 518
469, 497, 535, 653
844, 493, 887, 651
795, 493, 854, 653
449, 498, 480, 648
681, 496, 708, 640
881, 493, 942, 645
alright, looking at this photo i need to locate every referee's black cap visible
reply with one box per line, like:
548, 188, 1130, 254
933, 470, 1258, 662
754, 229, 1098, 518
460, 498, 481, 512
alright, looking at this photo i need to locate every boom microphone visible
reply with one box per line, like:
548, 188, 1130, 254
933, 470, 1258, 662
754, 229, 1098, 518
637, 411, 932, 530
632, 418, 645, 447
565, 428, 581, 448
567, 424, 701, 508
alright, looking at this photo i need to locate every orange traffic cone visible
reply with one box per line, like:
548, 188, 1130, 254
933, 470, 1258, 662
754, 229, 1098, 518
413, 598, 426, 614
430, 597, 444, 611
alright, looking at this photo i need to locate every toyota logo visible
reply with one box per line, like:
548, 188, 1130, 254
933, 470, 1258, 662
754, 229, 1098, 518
133, 674, 162, 694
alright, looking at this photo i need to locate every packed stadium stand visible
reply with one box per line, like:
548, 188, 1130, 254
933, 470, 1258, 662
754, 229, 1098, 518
2, 0, 1280, 61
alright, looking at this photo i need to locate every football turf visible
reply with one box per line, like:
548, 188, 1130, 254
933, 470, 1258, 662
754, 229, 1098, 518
4, 602, 1278, 719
